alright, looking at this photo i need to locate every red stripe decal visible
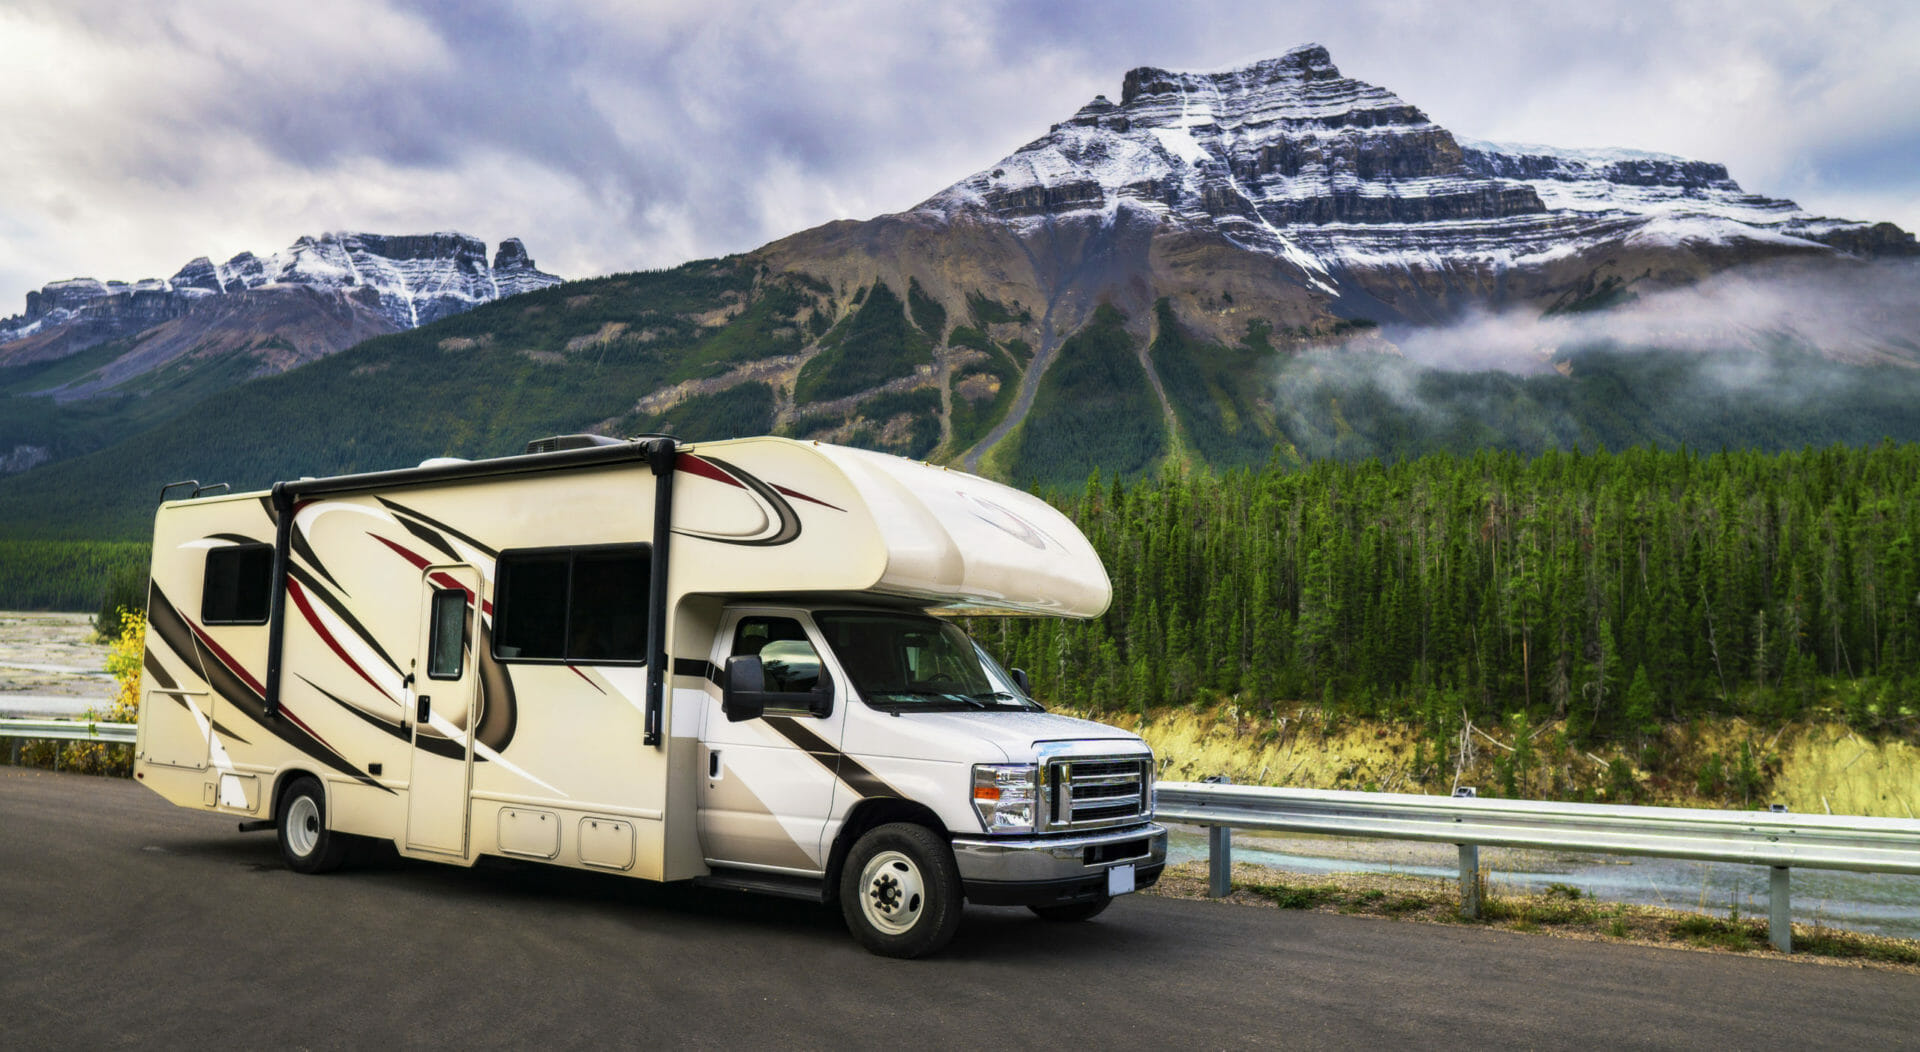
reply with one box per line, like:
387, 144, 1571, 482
183, 618, 267, 698
676, 454, 744, 489
678, 453, 840, 512
287, 577, 396, 703
378, 533, 492, 615
772, 483, 845, 512
568, 666, 607, 694
428, 571, 476, 605
371, 532, 431, 570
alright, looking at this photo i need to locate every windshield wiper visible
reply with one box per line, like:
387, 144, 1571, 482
969, 691, 1040, 710
869, 689, 988, 709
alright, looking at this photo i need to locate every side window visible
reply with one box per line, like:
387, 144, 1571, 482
202, 544, 273, 625
493, 545, 650, 663
426, 589, 467, 680
732, 617, 824, 694
569, 550, 649, 661
494, 553, 568, 658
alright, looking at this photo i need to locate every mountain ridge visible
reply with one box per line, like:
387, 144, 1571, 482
3, 45, 1919, 539
0, 231, 560, 387
768, 43, 1911, 337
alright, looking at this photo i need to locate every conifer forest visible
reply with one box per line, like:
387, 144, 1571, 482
977, 443, 1920, 745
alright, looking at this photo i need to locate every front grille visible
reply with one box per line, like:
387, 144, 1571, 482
1043, 755, 1150, 832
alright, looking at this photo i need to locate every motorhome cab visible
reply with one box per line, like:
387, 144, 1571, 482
132, 435, 1165, 957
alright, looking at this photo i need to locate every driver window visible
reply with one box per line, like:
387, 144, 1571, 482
732, 617, 824, 693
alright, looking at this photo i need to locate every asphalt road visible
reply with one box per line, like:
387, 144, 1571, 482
4, 769, 1917, 1049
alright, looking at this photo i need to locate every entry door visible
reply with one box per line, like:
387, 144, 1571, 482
407, 566, 481, 855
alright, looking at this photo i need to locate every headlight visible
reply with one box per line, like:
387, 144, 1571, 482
972, 763, 1037, 833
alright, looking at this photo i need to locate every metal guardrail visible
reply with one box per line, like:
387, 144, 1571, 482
1156, 781, 1920, 954
0, 717, 137, 770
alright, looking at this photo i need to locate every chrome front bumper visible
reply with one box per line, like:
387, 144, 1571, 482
950, 823, 1166, 905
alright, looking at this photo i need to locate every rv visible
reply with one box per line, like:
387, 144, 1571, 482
132, 435, 1165, 957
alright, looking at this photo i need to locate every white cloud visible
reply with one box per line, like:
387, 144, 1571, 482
1, 0, 1916, 314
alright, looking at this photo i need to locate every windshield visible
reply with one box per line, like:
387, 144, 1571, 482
813, 612, 1041, 712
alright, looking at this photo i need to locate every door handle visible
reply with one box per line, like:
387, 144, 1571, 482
417, 696, 431, 724
708, 749, 721, 779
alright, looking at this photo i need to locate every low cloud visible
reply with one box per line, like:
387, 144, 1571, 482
1380, 260, 1920, 374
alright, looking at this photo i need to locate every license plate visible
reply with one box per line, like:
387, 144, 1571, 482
1107, 863, 1136, 896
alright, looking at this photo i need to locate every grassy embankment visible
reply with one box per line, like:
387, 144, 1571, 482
1103, 697, 1920, 967
1076, 700, 1920, 817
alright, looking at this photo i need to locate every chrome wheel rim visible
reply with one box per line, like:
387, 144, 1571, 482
287, 794, 320, 858
859, 850, 925, 935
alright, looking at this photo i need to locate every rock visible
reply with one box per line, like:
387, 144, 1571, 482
493, 238, 559, 296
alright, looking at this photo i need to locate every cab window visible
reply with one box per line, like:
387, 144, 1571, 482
732, 617, 825, 694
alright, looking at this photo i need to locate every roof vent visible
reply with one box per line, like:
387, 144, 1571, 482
524, 433, 626, 455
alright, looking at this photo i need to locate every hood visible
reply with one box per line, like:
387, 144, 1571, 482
848, 708, 1144, 763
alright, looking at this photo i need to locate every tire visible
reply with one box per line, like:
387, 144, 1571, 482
839, 822, 964, 958
277, 776, 350, 874
1029, 895, 1112, 923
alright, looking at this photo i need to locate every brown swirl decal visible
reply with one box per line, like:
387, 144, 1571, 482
671, 454, 847, 547
672, 454, 802, 546
364, 531, 517, 755
147, 585, 388, 792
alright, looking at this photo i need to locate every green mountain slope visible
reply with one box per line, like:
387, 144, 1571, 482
0, 260, 793, 539
6, 245, 1920, 554
1002, 304, 1168, 486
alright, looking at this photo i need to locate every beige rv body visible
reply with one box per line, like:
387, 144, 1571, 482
133, 437, 1164, 951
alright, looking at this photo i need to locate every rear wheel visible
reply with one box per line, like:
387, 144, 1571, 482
278, 776, 350, 874
839, 823, 964, 958
1029, 895, 1112, 922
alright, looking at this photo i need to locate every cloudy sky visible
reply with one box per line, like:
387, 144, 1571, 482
3, 0, 1916, 312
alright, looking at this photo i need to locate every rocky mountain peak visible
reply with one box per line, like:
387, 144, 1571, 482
2, 231, 562, 345
916, 44, 1911, 298
1120, 43, 1344, 108
491, 237, 556, 297
494, 237, 533, 269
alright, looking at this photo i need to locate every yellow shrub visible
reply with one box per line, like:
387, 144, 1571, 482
58, 611, 144, 776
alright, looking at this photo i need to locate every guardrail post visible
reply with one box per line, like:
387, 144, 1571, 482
1208, 825, 1232, 897
1458, 844, 1481, 919
8, 738, 17, 766
1769, 866, 1791, 953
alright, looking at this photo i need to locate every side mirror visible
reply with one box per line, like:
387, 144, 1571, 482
723, 655, 834, 722
1010, 667, 1032, 696
723, 655, 767, 723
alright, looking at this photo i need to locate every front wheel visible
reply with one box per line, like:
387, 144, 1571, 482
1029, 895, 1112, 922
278, 776, 350, 874
839, 823, 964, 958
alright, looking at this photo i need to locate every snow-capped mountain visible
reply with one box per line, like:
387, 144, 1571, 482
1456, 140, 1912, 258
764, 42, 1916, 365
4, 232, 559, 346
913, 44, 1906, 292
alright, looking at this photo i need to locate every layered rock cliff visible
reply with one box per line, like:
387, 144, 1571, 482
920, 45, 1908, 278
770, 43, 1910, 347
